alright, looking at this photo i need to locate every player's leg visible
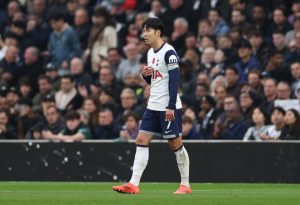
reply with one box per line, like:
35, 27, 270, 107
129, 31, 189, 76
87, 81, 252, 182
113, 109, 159, 194
161, 109, 191, 194
168, 137, 191, 194
129, 132, 152, 187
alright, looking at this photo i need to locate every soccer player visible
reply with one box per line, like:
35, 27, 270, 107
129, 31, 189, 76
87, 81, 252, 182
112, 18, 191, 194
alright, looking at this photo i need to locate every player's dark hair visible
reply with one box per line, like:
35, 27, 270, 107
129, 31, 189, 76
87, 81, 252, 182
142, 18, 165, 37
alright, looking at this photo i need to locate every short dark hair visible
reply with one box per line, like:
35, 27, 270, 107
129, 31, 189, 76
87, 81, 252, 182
38, 75, 51, 83
65, 110, 80, 121
61, 74, 74, 82
48, 7, 65, 21
225, 66, 239, 75
123, 112, 139, 123
271, 106, 286, 116
142, 18, 165, 36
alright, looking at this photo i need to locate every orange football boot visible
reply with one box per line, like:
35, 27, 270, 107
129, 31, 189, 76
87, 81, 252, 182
112, 183, 140, 194
173, 185, 192, 194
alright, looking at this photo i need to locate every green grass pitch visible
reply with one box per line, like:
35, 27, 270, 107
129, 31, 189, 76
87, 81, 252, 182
0, 182, 300, 205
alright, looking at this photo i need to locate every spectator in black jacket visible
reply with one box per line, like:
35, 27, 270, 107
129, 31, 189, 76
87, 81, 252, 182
94, 108, 119, 139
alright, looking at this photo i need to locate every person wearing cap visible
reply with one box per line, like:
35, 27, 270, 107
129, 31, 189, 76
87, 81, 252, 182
44, 62, 60, 91
6, 86, 20, 117
84, 5, 117, 73
233, 38, 261, 83
198, 95, 220, 139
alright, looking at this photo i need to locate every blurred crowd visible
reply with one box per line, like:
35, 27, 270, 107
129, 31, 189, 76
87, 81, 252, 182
0, 0, 300, 141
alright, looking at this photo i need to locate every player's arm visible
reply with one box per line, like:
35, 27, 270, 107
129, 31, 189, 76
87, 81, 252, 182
142, 66, 152, 85
165, 50, 180, 120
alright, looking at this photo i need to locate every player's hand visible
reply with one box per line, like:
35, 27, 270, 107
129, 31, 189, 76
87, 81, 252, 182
165, 109, 175, 121
142, 66, 153, 77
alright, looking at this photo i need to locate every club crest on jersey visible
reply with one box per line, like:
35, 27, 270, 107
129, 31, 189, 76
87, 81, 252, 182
152, 58, 156, 64
152, 70, 163, 79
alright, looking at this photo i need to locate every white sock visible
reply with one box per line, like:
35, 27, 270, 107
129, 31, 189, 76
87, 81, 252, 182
129, 146, 149, 186
175, 146, 190, 187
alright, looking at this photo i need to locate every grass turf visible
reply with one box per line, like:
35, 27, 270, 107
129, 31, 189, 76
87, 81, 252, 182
0, 182, 300, 205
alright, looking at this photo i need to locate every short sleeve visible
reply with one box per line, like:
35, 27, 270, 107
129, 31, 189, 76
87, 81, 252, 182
164, 49, 179, 70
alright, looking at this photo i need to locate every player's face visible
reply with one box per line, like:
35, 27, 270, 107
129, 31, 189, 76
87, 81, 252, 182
143, 27, 159, 46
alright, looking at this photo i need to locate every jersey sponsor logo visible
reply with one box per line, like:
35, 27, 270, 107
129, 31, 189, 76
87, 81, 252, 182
152, 70, 163, 79
168, 55, 178, 64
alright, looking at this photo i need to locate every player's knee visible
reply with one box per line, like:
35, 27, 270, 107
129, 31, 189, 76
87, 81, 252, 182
168, 137, 183, 151
135, 134, 151, 146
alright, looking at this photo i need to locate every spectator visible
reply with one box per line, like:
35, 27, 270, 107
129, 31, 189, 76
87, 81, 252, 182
261, 78, 277, 114
276, 81, 292, 100
17, 46, 43, 92
70, 57, 93, 89
264, 51, 290, 82
267, 7, 292, 36
248, 30, 270, 67
247, 69, 263, 93
171, 17, 189, 53
280, 109, 300, 140
272, 31, 289, 55
119, 112, 140, 140
214, 84, 227, 112
230, 9, 250, 34
261, 107, 285, 140
224, 66, 240, 97
158, 0, 191, 37
197, 19, 212, 41
0, 109, 17, 139
43, 110, 92, 141
243, 107, 270, 141
208, 9, 230, 37
16, 98, 39, 139
0, 32, 18, 61
234, 39, 261, 83
26, 105, 65, 140
290, 61, 300, 96
107, 48, 125, 73
198, 95, 220, 139
55, 75, 83, 113
286, 16, 300, 46
32, 75, 54, 113
74, 7, 92, 49
219, 103, 249, 140
182, 115, 201, 140
116, 43, 141, 81
0, 45, 20, 85
148, 0, 165, 19
48, 8, 81, 71
116, 87, 143, 124
85, 6, 117, 73
97, 65, 122, 100
94, 108, 119, 139
44, 62, 60, 90
82, 96, 98, 127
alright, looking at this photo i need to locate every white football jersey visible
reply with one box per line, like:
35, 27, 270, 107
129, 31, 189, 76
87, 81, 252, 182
146, 43, 182, 111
